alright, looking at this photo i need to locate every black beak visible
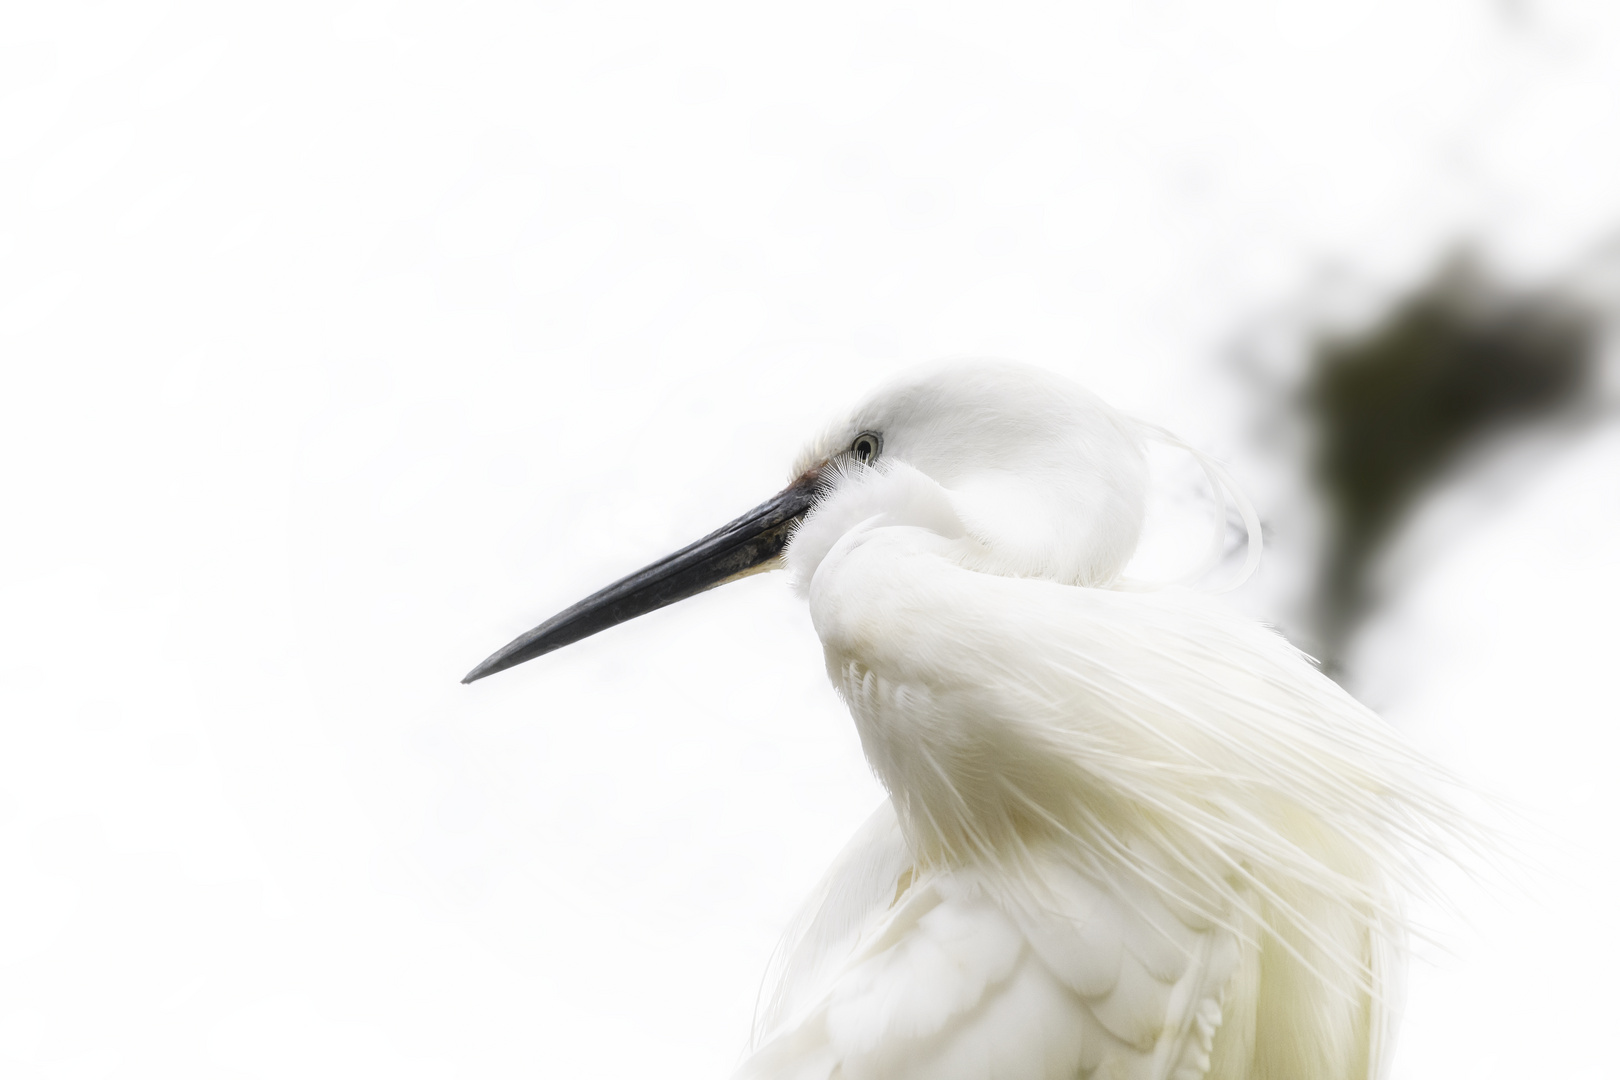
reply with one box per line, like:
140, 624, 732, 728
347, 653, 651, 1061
462, 467, 824, 683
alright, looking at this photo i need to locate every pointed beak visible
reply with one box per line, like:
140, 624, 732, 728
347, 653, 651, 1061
462, 467, 823, 684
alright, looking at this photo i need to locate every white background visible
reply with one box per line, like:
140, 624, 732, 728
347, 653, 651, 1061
3, 2, 1619, 1077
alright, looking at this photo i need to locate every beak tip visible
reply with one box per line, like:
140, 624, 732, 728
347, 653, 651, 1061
461, 655, 506, 684
462, 636, 543, 684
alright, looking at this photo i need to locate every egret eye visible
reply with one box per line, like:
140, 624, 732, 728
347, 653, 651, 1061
851, 432, 882, 465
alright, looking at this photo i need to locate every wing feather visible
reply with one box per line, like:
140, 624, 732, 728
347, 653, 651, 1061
742, 840, 1245, 1080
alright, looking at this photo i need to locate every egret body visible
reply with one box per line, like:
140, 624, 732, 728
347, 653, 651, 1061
465, 361, 1456, 1080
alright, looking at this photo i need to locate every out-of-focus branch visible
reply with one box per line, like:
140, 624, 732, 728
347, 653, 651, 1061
1304, 254, 1604, 675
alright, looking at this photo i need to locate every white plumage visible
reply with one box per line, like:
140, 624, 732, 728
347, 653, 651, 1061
468, 359, 1462, 1080
741, 362, 1457, 1079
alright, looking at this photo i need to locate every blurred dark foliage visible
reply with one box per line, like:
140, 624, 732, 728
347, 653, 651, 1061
1300, 256, 1605, 677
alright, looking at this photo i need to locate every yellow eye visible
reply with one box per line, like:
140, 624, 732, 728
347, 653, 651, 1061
851, 432, 882, 464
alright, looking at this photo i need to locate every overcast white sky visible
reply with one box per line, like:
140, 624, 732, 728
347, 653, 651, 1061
3, 2, 1619, 1077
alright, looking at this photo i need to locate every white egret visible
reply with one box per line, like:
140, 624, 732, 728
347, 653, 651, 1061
465, 361, 1461, 1080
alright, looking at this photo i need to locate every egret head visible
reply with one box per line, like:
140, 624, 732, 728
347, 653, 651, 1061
786, 360, 1148, 590
463, 360, 1148, 682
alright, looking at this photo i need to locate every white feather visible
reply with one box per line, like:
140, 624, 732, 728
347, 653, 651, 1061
738, 360, 1465, 1080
